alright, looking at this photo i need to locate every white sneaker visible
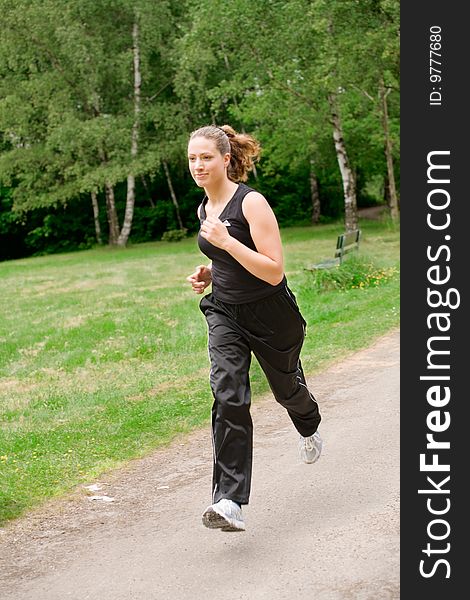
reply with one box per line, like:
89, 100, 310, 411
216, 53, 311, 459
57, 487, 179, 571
299, 430, 323, 464
202, 498, 245, 532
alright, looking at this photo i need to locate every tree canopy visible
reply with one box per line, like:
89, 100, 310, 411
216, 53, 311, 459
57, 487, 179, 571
0, 0, 399, 260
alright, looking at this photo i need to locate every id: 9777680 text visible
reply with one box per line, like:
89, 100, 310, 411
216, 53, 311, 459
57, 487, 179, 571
429, 25, 442, 106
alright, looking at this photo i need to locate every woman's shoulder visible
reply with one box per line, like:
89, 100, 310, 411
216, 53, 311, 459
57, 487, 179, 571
241, 187, 268, 210
241, 188, 276, 224
243, 189, 265, 202
237, 182, 264, 203
229, 183, 264, 218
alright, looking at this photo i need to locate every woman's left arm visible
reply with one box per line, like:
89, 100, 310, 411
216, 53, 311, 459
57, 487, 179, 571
199, 191, 284, 286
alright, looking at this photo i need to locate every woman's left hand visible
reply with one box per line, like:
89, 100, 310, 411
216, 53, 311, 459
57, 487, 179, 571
199, 216, 231, 249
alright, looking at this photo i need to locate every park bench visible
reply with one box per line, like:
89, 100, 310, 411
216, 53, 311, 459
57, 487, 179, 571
307, 229, 361, 270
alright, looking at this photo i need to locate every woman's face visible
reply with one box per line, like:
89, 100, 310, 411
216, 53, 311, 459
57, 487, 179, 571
187, 136, 230, 189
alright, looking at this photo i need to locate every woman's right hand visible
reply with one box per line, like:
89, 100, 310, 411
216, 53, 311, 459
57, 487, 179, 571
186, 264, 212, 294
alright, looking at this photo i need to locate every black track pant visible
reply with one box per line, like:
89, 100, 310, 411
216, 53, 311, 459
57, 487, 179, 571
199, 286, 321, 506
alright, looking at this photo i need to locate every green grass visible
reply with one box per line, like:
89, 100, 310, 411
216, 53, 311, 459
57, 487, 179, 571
0, 219, 399, 525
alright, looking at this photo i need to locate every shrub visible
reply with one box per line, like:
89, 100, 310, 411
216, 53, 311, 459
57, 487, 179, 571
161, 228, 188, 242
129, 203, 178, 243
309, 254, 398, 292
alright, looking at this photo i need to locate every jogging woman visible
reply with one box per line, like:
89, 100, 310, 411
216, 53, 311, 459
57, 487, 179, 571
186, 125, 322, 532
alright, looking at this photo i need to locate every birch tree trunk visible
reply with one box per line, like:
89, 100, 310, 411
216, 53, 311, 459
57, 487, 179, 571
105, 183, 120, 245
328, 92, 358, 232
379, 78, 399, 221
90, 190, 102, 245
117, 18, 141, 247
163, 160, 184, 230
309, 158, 321, 224
99, 150, 120, 245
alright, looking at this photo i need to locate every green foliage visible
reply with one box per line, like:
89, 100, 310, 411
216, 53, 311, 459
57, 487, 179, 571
0, 0, 400, 259
24, 210, 96, 256
308, 254, 399, 292
0, 187, 98, 260
129, 202, 178, 243
161, 228, 188, 242
0, 0, 186, 210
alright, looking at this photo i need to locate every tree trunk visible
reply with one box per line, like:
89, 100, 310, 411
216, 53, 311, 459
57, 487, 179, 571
99, 150, 120, 245
379, 78, 399, 221
105, 183, 120, 245
94, 89, 121, 246
328, 92, 358, 232
117, 174, 136, 247
384, 171, 390, 205
309, 158, 321, 224
90, 190, 102, 245
163, 160, 184, 230
141, 175, 155, 208
117, 18, 141, 247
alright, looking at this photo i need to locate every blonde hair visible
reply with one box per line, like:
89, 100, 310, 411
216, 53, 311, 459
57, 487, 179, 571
189, 124, 260, 182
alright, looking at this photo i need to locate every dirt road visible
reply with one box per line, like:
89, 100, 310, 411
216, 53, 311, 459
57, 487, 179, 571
0, 330, 399, 600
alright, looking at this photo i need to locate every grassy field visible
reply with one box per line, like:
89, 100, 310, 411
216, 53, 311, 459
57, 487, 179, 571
0, 219, 399, 525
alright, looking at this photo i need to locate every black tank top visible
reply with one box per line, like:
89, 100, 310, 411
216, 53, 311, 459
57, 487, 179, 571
197, 182, 286, 303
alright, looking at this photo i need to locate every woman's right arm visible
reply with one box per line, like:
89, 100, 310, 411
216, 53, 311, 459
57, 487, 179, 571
186, 264, 212, 294
187, 204, 212, 294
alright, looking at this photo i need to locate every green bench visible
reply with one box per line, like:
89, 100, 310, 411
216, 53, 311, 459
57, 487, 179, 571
308, 229, 361, 270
